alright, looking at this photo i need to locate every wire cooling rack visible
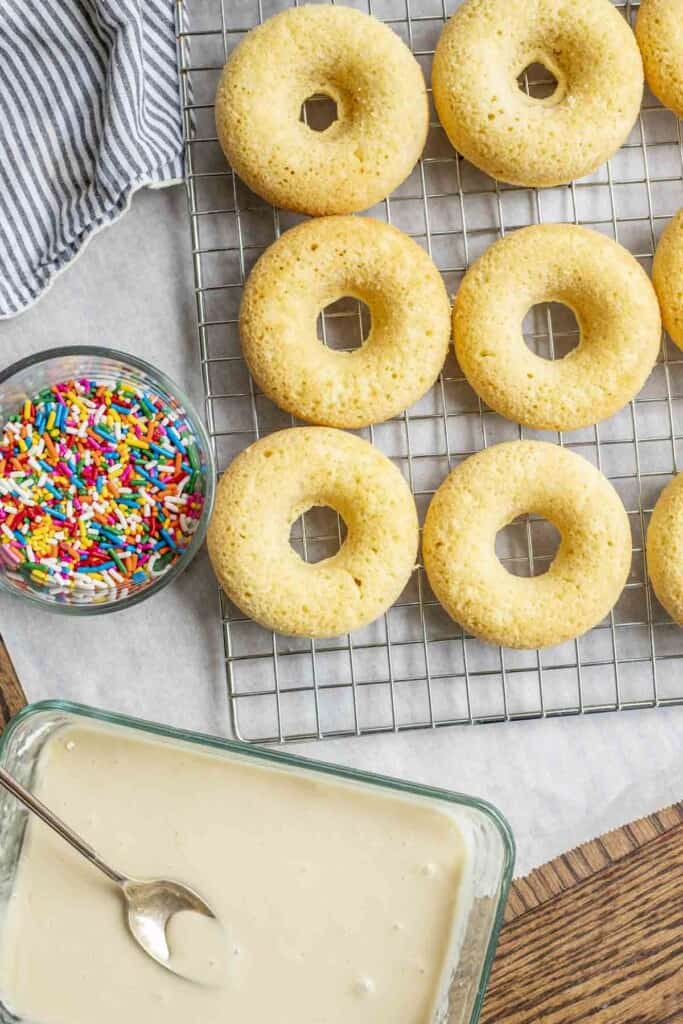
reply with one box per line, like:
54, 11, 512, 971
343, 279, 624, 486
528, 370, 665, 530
175, 0, 683, 743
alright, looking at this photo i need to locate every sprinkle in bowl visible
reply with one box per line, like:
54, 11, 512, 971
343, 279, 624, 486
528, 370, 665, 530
0, 346, 215, 614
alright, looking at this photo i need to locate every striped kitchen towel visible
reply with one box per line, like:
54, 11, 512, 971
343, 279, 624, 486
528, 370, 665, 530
0, 0, 184, 319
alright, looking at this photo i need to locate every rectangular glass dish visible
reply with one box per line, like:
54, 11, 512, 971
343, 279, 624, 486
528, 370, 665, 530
0, 702, 514, 1024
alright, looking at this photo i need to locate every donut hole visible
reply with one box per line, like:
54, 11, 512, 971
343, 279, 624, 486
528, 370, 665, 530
522, 302, 580, 361
290, 505, 347, 563
300, 93, 338, 132
495, 514, 561, 577
317, 297, 372, 351
517, 62, 560, 101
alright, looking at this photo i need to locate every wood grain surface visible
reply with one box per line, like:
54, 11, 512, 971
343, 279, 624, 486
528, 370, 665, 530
0, 635, 27, 728
0, 636, 678, 1021
482, 803, 683, 1024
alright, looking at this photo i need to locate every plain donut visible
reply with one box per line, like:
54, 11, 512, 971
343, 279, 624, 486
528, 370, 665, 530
637, 0, 683, 119
240, 216, 451, 428
422, 441, 632, 649
453, 224, 661, 431
432, 0, 643, 187
653, 209, 683, 351
207, 428, 419, 638
647, 470, 683, 625
215, 5, 429, 215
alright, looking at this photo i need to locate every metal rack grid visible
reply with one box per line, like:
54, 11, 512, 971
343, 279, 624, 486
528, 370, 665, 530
175, 0, 683, 743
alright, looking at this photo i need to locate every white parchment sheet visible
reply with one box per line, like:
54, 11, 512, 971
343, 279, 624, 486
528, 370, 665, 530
0, 0, 681, 876
0, 185, 680, 876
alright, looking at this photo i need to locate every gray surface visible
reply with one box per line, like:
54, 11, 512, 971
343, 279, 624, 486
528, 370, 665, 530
0, 185, 680, 876
0, 186, 227, 736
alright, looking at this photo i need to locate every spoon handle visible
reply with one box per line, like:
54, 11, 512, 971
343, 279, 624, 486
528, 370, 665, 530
0, 765, 126, 886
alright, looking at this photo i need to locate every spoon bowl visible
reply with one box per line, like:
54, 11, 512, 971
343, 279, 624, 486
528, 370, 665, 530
123, 878, 216, 968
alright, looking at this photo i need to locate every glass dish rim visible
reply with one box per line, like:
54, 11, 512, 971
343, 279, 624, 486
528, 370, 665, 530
0, 699, 515, 1024
0, 344, 216, 616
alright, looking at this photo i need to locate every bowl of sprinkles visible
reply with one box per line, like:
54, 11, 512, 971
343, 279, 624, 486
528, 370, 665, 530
0, 346, 215, 613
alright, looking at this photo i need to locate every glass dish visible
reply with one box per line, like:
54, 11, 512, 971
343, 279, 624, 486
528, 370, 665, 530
0, 346, 215, 614
0, 701, 514, 1024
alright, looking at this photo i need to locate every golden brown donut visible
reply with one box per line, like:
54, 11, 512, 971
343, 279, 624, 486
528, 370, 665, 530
240, 216, 451, 428
423, 441, 632, 649
432, 0, 643, 187
215, 6, 428, 214
207, 428, 419, 638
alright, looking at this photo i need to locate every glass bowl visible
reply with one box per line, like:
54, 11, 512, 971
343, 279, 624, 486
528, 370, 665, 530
0, 701, 515, 1024
0, 346, 215, 615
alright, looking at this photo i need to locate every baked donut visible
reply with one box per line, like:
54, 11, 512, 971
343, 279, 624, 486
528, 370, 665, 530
207, 428, 418, 638
240, 216, 451, 428
652, 210, 683, 350
647, 471, 683, 625
432, 0, 643, 187
422, 441, 632, 649
636, 0, 683, 118
453, 224, 661, 431
215, 5, 428, 215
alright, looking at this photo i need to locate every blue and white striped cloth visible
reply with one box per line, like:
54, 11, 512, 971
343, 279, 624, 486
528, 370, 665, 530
0, 0, 184, 319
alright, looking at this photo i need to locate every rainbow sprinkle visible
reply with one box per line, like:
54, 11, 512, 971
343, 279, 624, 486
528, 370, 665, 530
0, 377, 205, 601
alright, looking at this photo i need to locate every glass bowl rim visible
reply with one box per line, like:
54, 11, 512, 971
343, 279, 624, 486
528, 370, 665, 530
0, 344, 216, 616
0, 699, 516, 1024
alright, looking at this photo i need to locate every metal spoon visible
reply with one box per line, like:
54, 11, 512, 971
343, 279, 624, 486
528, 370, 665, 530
0, 764, 216, 975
